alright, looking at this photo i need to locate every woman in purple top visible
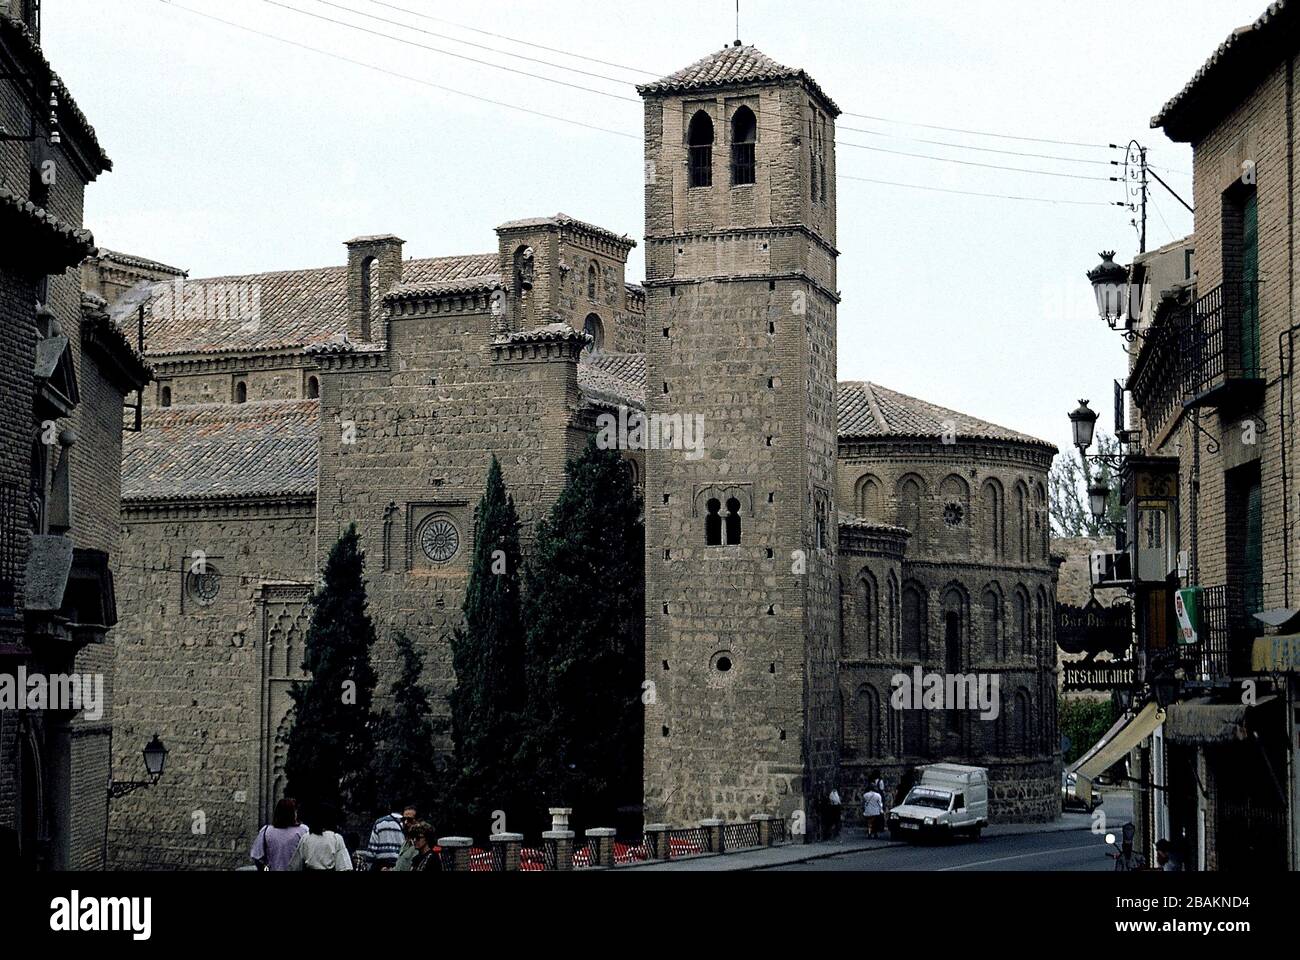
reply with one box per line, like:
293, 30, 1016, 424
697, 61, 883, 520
250, 797, 308, 871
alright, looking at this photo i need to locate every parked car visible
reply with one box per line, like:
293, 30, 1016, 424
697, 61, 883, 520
887, 763, 988, 841
1062, 771, 1102, 812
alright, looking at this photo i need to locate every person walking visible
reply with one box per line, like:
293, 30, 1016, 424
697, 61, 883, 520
250, 797, 308, 872
827, 787, 843, 839
288, 803, 354, 871
862, 784, 884, 839
390, 805, 421, 871
365, 800, 409, 871
407, 823, 442, 872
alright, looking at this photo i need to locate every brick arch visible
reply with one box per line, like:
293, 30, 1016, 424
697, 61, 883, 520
980, 478, 1003, 559
854, 567, 880, 658
1013, 585, 1032, 660
1013, 480, 1030, 563
901, 579, 927, 660
895, 473, 926, 540
979, 581, 1004, 662
854, 472, 883, 521
940, 582, 969, 673
853, 682, 882, 757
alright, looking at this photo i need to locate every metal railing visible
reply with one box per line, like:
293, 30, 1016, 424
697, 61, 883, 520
1129, 283, 1264, 433
1188, 583, 1264, 680
722, 820, 761, 850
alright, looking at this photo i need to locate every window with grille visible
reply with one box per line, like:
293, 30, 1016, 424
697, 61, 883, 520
731, 106, 756, 185
687, 111, 713, 188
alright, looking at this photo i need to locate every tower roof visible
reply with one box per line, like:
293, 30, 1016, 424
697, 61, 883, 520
637, 42, 839, 115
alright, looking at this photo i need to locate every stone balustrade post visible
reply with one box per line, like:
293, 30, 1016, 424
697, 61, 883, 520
644, 823, 672, 860
700, 818, 724, 853
585, 827, 617, 867
543, 829, 575, 871
437, 836, 473, 871
751, 813, 776, 847
489, 832, 523, 871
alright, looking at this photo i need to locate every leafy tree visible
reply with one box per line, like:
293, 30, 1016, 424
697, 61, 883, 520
521, 441, 644, 832
1059, 696, 1119, 765
283, 523, 378, 827
448, 456, 530, 834
1049, 433, 1124, 538
371, 631, 448, 826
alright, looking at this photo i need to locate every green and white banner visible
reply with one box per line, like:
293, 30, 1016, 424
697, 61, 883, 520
1174, 587, 1201, 646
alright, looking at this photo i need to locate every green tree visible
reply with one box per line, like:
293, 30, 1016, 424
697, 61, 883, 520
283, 523, 378, 826
521, 441, 644, 832
448, 456, 529, 833
1059, 696, 1119, 765
1049, 433, 1124, 538
371, 631, 448, 825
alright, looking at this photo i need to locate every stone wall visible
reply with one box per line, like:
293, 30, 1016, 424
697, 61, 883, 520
109, 500, 315, 870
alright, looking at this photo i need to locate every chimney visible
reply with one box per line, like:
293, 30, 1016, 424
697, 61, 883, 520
345, 234, 404, 342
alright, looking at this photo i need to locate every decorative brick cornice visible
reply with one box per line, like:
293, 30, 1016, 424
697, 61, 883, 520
123, 494, 316, 521
646, 222, 839, 259
149, 347, 312, 378
838, 521, 909, 560
837, 438, 1054, 471
643, 270, 840, 304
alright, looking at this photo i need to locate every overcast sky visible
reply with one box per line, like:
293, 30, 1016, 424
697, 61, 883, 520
44, 0, 1271, 456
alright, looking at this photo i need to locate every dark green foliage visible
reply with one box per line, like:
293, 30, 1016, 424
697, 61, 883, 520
1049, 434, 1125, 538
371, 631, 448, 825
283, 524, 378, 826
448, 456, 530, 834
520, 441, 645, 831
1059, 696, 1119, 765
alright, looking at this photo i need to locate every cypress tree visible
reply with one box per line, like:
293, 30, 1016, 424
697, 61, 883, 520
449, 456, 529, 832
371, 631, 447, 825
522, 441, 644, 829
282, 523, 378, 827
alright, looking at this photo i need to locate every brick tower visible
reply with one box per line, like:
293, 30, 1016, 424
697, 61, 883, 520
639, 44, 841, 831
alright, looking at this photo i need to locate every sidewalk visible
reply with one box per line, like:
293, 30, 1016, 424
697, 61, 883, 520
622, 810, 1101, 872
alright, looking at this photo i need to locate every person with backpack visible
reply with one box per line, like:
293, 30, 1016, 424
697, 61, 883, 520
250, 797, 308, 871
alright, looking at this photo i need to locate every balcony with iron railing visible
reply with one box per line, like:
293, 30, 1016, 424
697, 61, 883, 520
1128, 283, 1266, 435
1185, 583, 1265, 682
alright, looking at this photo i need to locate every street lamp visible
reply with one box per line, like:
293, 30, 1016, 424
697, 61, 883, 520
108, 734, 168, 799
1087, 480, 1111, 524
1069, 399, 1099, 454
1087, 251, 1129, 327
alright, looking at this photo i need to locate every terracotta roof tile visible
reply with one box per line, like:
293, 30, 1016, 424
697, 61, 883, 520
579, 351, 645, 408
637, 43, 839, 114
837, 381, 1055, 449
122, 400, 319, 501
138, 253, 497, 355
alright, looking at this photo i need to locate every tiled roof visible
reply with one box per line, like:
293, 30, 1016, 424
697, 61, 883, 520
0, 183, 95, 260
497, 321, 589, 344
94, 248, 187, 277
579, 351, 645, 409
497, 213, 635, 248
1152, 1, 1298, 141
138, 252, 498, 355
837, 381, 1055, 449
637, 43, 839, 114
384, 275, 501, 302
122, 400, 319, 501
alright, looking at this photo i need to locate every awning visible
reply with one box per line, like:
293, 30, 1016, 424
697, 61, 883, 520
1252, 633, 1300, 672
1069, 701, 1165, 803
1164, 695, 1278, 744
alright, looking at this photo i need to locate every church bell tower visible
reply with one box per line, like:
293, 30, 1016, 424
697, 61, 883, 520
639, 43, 841, 831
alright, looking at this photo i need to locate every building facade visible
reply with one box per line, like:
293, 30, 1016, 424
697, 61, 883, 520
1086, 0, 1300, 871
0, 1, 151, 870
106, 44, 1060, 869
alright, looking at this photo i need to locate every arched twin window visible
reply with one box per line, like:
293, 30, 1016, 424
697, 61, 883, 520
687, 111, 714, 188
705, 497, 742, 545
731, 106, 756, 185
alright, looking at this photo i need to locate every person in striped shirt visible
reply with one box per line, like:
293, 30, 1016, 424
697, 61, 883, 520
366, 801, 413, 871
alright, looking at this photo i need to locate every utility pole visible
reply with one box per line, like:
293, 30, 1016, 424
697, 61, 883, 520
1110, 140, 1195, 254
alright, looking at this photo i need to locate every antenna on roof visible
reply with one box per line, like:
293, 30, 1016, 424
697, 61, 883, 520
735, 0, 740, 45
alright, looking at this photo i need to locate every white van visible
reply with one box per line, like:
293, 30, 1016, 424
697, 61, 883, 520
887, 763, 989, 841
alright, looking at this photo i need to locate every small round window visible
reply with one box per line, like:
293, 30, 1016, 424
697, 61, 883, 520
186, 565, 221, 605
419, 515, 460, 564
943, 502, 964, 527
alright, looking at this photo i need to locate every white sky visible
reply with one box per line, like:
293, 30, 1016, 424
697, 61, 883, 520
44, 0, 1271, 456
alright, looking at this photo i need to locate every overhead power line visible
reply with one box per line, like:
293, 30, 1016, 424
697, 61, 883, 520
258, 0, 641, 103
154, 1, 1121, 208
363, 0, 660, 77
311, 0, 636, 87
157, 1, 638, 139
